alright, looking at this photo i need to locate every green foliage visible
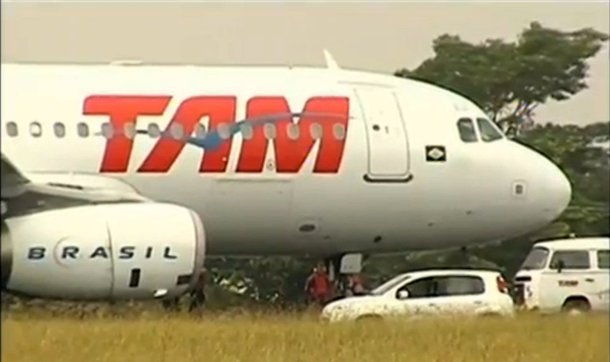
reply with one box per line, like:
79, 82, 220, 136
395, 22, 609, 135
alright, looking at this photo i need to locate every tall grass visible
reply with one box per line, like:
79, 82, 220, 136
2, 310, 608, 362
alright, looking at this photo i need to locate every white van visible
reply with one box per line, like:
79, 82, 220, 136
513, 236, 609, 314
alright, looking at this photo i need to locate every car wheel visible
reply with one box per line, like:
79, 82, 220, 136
562, 298, 591, 315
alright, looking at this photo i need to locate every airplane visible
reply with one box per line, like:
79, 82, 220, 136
0, 51, 572, 302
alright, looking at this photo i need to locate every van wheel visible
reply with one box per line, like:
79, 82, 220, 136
562, 298, 591, 315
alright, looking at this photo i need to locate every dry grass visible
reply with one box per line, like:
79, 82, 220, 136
2, 310, 608, 362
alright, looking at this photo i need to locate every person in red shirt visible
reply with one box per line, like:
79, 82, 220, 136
304, 262, 332, 307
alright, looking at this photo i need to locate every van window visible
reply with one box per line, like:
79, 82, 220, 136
521, 247, 550, 270
550, 250, 590, 270
597, 250, 609, 269
457, 118, 478, 143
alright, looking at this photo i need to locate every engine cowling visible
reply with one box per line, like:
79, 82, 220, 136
1, 202, 205, 301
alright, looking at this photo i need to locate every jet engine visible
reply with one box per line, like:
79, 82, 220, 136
1, 202, 205, 301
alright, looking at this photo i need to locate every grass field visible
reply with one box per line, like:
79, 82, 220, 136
2, 310, 609, 362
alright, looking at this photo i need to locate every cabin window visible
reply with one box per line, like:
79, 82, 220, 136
53, 122, 66, 138
333, 123, 346, 140
170, 123, 184, 140
123, 123, 136, 140
148, 123, 161, 138
286, 123, 300, 140
77, 122, 89, 137
239, 123, 252, 140
310, 123, 323, 140
217, 123, 232, 140
263, 123, 276, 140
550, 250, 590, 270
196, 124, 207, 139
597, 250, 609, 269
101, 122, 114, 139
6, 122, 18, 137
476, 118, 503, 142
457, 118, 478, 143
30, 122, 43, 137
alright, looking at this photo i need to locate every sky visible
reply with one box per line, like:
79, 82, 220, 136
2, 1, 608, 125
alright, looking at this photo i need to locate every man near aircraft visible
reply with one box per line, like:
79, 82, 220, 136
189, 268, 207, 313
304, 262, 332, 307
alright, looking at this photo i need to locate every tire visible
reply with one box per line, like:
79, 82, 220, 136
561, 298, 591, 315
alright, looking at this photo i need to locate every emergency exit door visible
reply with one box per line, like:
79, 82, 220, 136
355, 87, 410, 182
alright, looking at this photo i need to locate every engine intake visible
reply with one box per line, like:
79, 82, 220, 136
1, 202, 205, 300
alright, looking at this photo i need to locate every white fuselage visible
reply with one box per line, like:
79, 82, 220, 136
0, 63, 572, 256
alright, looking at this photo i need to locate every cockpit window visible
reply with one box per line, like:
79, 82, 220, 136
457, 118, 478, 143
476, 118, 504, 142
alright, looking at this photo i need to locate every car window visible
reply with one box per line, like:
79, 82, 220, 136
397, 277, 437, 299
597, 250, 609, 269
550, 250, 590, 270
436, 276, 485, 296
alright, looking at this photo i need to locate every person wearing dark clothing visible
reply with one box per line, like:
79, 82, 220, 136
189, 268, 207, 313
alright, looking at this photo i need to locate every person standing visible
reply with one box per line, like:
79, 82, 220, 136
304, 262, 332, 307
189, 268, 207, 313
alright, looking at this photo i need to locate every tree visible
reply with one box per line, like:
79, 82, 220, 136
395, 22, 609, 136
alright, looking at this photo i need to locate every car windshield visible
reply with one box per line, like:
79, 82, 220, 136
369, 274, 411, 296
520, 247, 550, 270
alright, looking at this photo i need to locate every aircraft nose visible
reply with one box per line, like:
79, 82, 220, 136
529, 150, 572, 221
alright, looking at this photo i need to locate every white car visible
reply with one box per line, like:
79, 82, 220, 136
321, 269, 515, 322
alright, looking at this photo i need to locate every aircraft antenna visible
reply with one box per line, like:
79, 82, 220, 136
323, 49, 340, 70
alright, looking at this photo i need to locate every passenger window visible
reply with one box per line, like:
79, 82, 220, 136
457, 118, 478, 143
333, 123, 346, 140
218, 123, 232, 140
287, 123, 299, 140
170, 123, 184, 140
77, 122, 89, 137
550, 250, 590, 270
53, 122, 66, 138
148, 123, 161, 138
6, 122, 18, 137
310, 123, 323, 140
124, 123, 135, 140
436, 276, 484, 296
597, 250, 609, 269
264, 123, 276, 140
476, 118, 503, 142
101, 122, 114, 139
240, 123, 252, 140
29, 122, 43, 137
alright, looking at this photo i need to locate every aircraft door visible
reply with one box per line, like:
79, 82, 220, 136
355, 86, 411, 182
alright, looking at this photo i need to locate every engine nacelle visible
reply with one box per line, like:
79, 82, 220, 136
1, 202, 205, 301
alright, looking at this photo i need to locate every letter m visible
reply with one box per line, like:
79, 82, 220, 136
236, 96, 350, 173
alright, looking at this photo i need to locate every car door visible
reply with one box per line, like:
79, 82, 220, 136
432, 275, 488, 315
540, 250, 591, 310
393, 276, 438, 316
